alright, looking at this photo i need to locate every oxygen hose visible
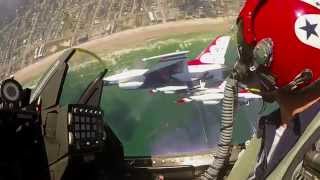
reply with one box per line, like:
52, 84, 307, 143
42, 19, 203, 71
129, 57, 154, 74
201, 77, 238, 180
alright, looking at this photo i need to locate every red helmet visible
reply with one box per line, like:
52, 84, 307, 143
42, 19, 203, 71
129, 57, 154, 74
236, 0, 320, 92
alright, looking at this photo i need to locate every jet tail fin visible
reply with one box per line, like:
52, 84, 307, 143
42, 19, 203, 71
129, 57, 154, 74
188, 36, 231, 65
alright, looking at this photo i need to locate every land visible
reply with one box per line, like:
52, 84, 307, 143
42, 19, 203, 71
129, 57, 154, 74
0, 0, 243, 79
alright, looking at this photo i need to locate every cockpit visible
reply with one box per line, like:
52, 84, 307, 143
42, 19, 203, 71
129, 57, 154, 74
0, 48, 262, 180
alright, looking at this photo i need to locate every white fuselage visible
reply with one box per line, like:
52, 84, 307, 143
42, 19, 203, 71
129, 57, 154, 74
104, 69, 148, 84
184, 89, 261, 105
188, 64, 224, 74
152, 86, 189, 94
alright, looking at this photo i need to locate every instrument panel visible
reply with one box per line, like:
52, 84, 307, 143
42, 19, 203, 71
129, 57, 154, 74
68, 104, 106, 154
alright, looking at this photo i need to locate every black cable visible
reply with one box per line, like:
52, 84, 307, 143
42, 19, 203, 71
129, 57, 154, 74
201, 77, 237, 180
48, 153, 70, 167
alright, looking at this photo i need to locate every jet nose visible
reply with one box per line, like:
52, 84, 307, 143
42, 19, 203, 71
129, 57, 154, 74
149, 89, 157, 95
176, 98, 192, 104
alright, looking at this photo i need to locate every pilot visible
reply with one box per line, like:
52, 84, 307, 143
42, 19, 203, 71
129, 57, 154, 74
227, 0, 320, 179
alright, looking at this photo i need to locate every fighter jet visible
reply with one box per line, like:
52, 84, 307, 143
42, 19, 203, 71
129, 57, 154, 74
103, 36, 231, 93
176, 81, 262, 105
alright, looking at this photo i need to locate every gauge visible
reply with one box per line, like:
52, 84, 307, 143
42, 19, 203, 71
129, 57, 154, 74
1, 79, 23, 103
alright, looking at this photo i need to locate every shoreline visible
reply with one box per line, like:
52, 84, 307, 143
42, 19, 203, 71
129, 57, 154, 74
14, 17, 233, 84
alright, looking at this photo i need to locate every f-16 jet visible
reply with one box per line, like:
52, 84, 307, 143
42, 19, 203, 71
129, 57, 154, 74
103, 36, 231, 93
176, 81, 262, 105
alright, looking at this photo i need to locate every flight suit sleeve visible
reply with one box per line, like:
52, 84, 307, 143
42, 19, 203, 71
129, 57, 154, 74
227, 135, 262, 180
